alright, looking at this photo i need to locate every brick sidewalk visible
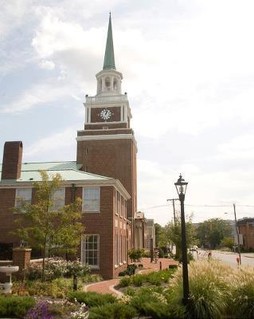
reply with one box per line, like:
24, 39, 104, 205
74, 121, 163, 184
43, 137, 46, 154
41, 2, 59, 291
84, 257, 178, 297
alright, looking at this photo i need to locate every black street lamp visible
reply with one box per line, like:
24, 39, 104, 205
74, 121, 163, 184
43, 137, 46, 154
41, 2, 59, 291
175, 174, 190, 305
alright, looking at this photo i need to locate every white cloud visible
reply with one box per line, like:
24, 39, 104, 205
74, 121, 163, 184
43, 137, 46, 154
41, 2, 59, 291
1, 83, 67, 114
2, 0, 254, 225
39, 59, 55, 70
24, 128, 76, 161
217, 134, 254, 160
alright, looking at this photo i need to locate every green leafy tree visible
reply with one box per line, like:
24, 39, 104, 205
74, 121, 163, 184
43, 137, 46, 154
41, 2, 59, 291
221, 236, 234, 250
158, 214, 196, 260
14, 171, 84, 278
196, 218, 232, 249
154, 223, 162, 248
167, 214, 196, 260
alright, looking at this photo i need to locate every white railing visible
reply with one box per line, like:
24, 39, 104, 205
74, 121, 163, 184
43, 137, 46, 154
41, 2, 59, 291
86, 94, 128, 104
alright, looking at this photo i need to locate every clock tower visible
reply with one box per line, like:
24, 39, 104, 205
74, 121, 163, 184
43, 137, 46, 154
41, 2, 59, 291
76, 14, 137, 219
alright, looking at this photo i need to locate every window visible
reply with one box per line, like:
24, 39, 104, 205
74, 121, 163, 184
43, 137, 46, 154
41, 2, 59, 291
105, 77, 111, 90
82, 187, 100, 212
82, 235, 99, 269
117, 192, 121, 215
15, 188, 32, 211
51, 188, 65, 211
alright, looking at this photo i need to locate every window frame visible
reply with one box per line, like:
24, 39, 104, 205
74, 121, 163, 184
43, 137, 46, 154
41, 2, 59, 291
15, 188, 32, 212
82, 187, 100, 213
81, 234, 100, 269
50, 187, 65, 211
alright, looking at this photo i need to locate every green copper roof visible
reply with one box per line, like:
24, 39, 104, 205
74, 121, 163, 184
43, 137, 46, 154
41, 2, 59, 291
103, 13, 116, 70
0, 161, 111, 183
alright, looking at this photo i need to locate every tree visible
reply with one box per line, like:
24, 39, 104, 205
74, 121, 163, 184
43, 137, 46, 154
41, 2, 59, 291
14, 171, 84, 278
167, 214, 196, 260
157, 214, 196, 260
196, 218, 232, 249
154, 223, 162, 248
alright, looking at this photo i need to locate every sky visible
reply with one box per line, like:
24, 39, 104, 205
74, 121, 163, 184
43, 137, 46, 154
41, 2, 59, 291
1, 0, 254, 226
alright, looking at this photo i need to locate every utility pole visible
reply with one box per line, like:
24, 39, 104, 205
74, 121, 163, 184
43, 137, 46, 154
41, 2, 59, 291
167, 198, 178, 224
233, 203, 241, 265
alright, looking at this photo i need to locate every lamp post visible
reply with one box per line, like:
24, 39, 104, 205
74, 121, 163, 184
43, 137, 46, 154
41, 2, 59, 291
175, 174, 189, 305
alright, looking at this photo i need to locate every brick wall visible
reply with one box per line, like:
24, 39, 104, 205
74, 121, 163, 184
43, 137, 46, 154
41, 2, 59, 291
1, 141, 23, 180
77, 138, 137, 219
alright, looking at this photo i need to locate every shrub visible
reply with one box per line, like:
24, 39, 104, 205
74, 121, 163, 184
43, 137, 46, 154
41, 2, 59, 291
26, 258, 90, 281
13, 277, 74, 298
118, 276, 132, 287
132, 274, 144, 287
89, 302, 137, 319
128, 248, 144, 261
126, 264, 137, 275
229, 266, 254, 319
24, 299, 88, 319
167, 260, 231, 319
24, 300, 53, 319
68, 291, 117, 307
0, 295, 35, 318
146, 270, 172, 286
129, 287, 170, 318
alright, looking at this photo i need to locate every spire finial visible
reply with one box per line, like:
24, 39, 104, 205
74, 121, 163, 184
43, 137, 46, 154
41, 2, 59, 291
103, 13, 116, 70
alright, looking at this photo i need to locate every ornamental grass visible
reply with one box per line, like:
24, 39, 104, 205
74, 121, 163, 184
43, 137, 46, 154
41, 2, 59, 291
166, 259, 254, 319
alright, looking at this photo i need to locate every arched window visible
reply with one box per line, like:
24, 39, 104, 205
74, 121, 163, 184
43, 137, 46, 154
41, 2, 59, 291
113, 78, 118, 90
105, 77, 111, 90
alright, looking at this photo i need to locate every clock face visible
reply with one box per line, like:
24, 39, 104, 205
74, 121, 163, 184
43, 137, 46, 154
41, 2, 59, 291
100, 108, 112, 120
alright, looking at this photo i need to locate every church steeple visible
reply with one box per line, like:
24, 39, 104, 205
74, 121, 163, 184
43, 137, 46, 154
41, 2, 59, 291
96, 14, 122, 96
77, 14, 137, 221
103, 13, 115, 70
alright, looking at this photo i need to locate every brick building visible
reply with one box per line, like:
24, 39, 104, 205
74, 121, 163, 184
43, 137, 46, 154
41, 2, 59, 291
0, 15, 151, 279
238, 218, 254, 251
0, 141, 131, 279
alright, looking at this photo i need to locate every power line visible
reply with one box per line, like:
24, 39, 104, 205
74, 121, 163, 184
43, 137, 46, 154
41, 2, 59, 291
140, 203, 254, 210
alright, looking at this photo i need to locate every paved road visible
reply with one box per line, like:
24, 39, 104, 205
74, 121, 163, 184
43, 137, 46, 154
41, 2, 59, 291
195, 250, 254, 268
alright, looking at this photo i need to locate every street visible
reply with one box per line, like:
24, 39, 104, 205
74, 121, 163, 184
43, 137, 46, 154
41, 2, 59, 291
195, 250, 254, 268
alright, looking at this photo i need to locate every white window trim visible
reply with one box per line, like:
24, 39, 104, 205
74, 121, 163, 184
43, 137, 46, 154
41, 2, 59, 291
15, 188, 32, 212
82, 187, 100, 213
81, 234, 100, 269
50, 187, 65, 211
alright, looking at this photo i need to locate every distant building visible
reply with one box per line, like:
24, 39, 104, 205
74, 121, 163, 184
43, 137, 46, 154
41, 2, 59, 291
144, 219, 156, 250
237, 218, 254, 250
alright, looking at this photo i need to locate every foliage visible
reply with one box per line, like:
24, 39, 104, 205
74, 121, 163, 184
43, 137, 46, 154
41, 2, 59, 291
229, 266, 254, 319
24, 300, 53, 319
196, 218, 232, 249
118, 269, 175, 289
128, 248, 144, 261
13, 278, 73, 298
220, 236, 234, 250
167, 259, 232, 319
24, 258, 90, 281
67, 291, 117, 307
0, 295, 35, 318
154, 223, 163, 248
89, 302, 137, 319
24, 299, 88, 319
118, 276, 132, 287
14, 171, 84, 279
70, 303, 89, 319
118, 264, 137, 276
132, 274, 145, 287
128, 287, 171, 319
160, 214, 196, 260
